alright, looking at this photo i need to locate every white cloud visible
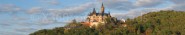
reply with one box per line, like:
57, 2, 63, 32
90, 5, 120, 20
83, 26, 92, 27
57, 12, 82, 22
0, 4, 21, 12
171, 0, 185, 4
102, 0, 136, 11
15, 28, 37, 33
97, 0, 168, 11
166, 4, 185, 11
0, 31, 24, 35
40, 0, 60, 5
134, 0, 167, 7
47, 2, 95, 17
111, 8, 161, 19
164, 0, 185, 11
27, 7, 44, 14
37, 18, 56, 24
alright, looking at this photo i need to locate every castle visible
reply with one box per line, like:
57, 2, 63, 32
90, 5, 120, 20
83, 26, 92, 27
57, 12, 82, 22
82, 3, 112, 28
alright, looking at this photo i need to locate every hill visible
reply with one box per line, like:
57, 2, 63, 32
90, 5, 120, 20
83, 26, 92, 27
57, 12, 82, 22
30, 10, 185, 35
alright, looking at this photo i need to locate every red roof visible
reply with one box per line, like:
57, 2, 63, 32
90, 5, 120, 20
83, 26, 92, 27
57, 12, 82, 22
81, 22, 91, 27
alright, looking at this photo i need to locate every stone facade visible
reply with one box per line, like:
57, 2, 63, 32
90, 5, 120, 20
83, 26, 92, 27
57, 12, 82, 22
82, 3, 111, 28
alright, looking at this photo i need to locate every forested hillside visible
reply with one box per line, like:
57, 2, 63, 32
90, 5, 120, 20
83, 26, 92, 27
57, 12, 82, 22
30, 10, 185, 35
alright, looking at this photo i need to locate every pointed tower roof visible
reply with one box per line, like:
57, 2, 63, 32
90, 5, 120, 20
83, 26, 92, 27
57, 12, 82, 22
88, 8, 96, 16
100, 3, 105, 14
101, 3, 104, 8
92, 8, 96, 14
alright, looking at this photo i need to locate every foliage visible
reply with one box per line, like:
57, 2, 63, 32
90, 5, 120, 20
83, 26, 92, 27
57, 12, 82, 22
30, 10, 185, 35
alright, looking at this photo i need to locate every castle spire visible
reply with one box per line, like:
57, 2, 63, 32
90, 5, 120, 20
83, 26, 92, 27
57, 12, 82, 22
92, 8, 96, 14
100, 3, 104, 13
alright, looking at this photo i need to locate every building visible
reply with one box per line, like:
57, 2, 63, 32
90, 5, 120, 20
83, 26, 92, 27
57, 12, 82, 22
82, 3, 111, 28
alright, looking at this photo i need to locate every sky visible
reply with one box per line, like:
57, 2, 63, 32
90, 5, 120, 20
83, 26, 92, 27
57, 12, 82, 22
0, 0, 185, 35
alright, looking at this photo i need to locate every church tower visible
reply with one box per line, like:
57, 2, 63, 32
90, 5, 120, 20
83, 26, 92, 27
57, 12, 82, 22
100, 3, 105, 14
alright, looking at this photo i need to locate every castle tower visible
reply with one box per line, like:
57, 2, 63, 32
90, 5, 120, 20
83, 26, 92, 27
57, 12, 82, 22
92, 8, 96, 14
100, 3, 104, 14
100, 3, 105, 21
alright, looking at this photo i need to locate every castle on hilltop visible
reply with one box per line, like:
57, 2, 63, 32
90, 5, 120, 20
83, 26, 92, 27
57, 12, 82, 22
82, 3, 112, 28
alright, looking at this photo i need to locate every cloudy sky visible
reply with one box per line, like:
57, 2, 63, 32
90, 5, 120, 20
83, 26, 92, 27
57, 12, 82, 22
0, 0, 185, 35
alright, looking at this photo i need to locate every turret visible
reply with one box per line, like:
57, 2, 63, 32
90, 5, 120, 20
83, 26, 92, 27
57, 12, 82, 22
100, 3, 104, 14
92, 8, 96, 14
88, 8, 96, 16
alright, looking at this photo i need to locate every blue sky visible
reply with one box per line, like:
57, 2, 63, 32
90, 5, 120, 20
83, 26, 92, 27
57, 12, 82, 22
0, 0, 185, 35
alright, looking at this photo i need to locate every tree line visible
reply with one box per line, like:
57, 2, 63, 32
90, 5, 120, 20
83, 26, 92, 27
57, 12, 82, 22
30, 10, 185, 35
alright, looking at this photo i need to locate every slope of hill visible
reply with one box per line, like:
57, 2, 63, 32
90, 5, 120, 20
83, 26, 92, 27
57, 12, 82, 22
132, 10, 185, 35
30, 10, 185, 35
